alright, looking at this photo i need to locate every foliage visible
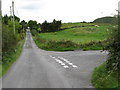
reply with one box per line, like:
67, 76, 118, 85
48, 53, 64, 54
2, 19, 24, 52
20, 20, 28, 33
92, 62, 119, 88
1, 15, 25, 77
30, 29, 38, 36
28, 20, 40, 36
40, 19, 62, 32
28, 20, 38, 30
2, 40, 25, 77
2, 15, 9, 24
2, 14, 20, 25
34, 36, 78, 51
2, 24, 17, 52
92, 15, 119, 88
105, 16, 120, 73
34, 35, 107, 51
2, 15, 23, 33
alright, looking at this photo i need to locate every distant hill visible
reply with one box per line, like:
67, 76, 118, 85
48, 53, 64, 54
93, 16, 117, 24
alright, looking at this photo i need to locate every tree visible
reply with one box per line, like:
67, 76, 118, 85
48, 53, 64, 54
15, 20, 22, 33
28, 20, 40, 36
2, 14, 25, 52
40, 19, 62, 32
2, 15, 9, 25
14, 15, 20, 22
28, 20, 38, 30
20, 20, 28, 33
40, 20, 49, 32
106, 15, 120, 72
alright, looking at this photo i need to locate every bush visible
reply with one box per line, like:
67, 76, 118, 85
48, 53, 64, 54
92, 62, 119, 88
40, 19, 62, 33
2, 25, 17, 52
106, 27, 120, 72
34, 36, 78, 51
1, 15, 26, 77
31, 29, 38, 36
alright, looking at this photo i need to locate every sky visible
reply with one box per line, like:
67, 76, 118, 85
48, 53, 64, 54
2, 0, 120, 23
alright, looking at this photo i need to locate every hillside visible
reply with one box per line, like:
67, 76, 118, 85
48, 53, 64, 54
93, 16, 117, 24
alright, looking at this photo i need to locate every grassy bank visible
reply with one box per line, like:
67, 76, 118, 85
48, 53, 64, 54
91, 62, 119, 88
34, 37, 79, 51
34, 23, 114, 51
34, 36, 107, 51
0, 39, 25, 77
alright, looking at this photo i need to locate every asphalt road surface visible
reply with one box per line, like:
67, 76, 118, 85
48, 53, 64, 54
2, 30, 108, 88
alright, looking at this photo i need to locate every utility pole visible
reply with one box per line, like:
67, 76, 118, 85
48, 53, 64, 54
12, 0, 15, 34
0, 0, 2, 27
10, 6, 12, 21
118, 1, 120, 34
0, 0, 2, 62
101, 12, 104, 23
118, 1, 120, 15
0, 0, 2, 16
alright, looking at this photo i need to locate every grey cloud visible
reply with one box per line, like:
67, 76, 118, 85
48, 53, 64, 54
18, 0, 44, 10
20, 4, 41, 10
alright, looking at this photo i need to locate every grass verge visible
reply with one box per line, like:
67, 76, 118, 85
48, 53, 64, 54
34, 36, 78, 51
0, 39, 25, 77
33, 36, 106, 51
91, 62, 119, 89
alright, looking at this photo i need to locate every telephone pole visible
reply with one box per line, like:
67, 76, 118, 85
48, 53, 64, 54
10, 6, 12, 21
0, 0, 2, 26
0, 0, 2, 16
0, 0, 2, 59
12, 0, 15, 34
101, 12, 104, 23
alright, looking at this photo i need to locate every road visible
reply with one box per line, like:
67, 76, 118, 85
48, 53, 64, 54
2, 30, 108, 88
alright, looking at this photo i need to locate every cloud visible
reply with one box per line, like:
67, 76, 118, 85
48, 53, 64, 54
18, 0, 44, 10
20, 3, 41, 10
2, 0, 120, 23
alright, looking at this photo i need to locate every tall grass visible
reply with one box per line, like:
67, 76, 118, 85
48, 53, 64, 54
92, 62, 119, 88
34, 37, 79, 51
34, 35, 107, 51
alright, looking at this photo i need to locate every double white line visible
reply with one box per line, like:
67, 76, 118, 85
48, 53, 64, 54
58, 56, 77, 68
50, 56, 78, 69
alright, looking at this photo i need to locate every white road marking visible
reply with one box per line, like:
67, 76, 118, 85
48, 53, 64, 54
64, 65, 69, 68
61, 63, 65, 66
49, 55, 69, 68
72, 65, 77, 68
50, 55, 78, 68
68, 63, 73, 65
58, 56, 78, 68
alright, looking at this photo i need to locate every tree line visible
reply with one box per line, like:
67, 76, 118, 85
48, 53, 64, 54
40, 19, 62, 32
2, 15, 27, 53
27, 19, 62, 35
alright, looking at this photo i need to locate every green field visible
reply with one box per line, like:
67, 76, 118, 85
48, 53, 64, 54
34, 23, 115, 51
